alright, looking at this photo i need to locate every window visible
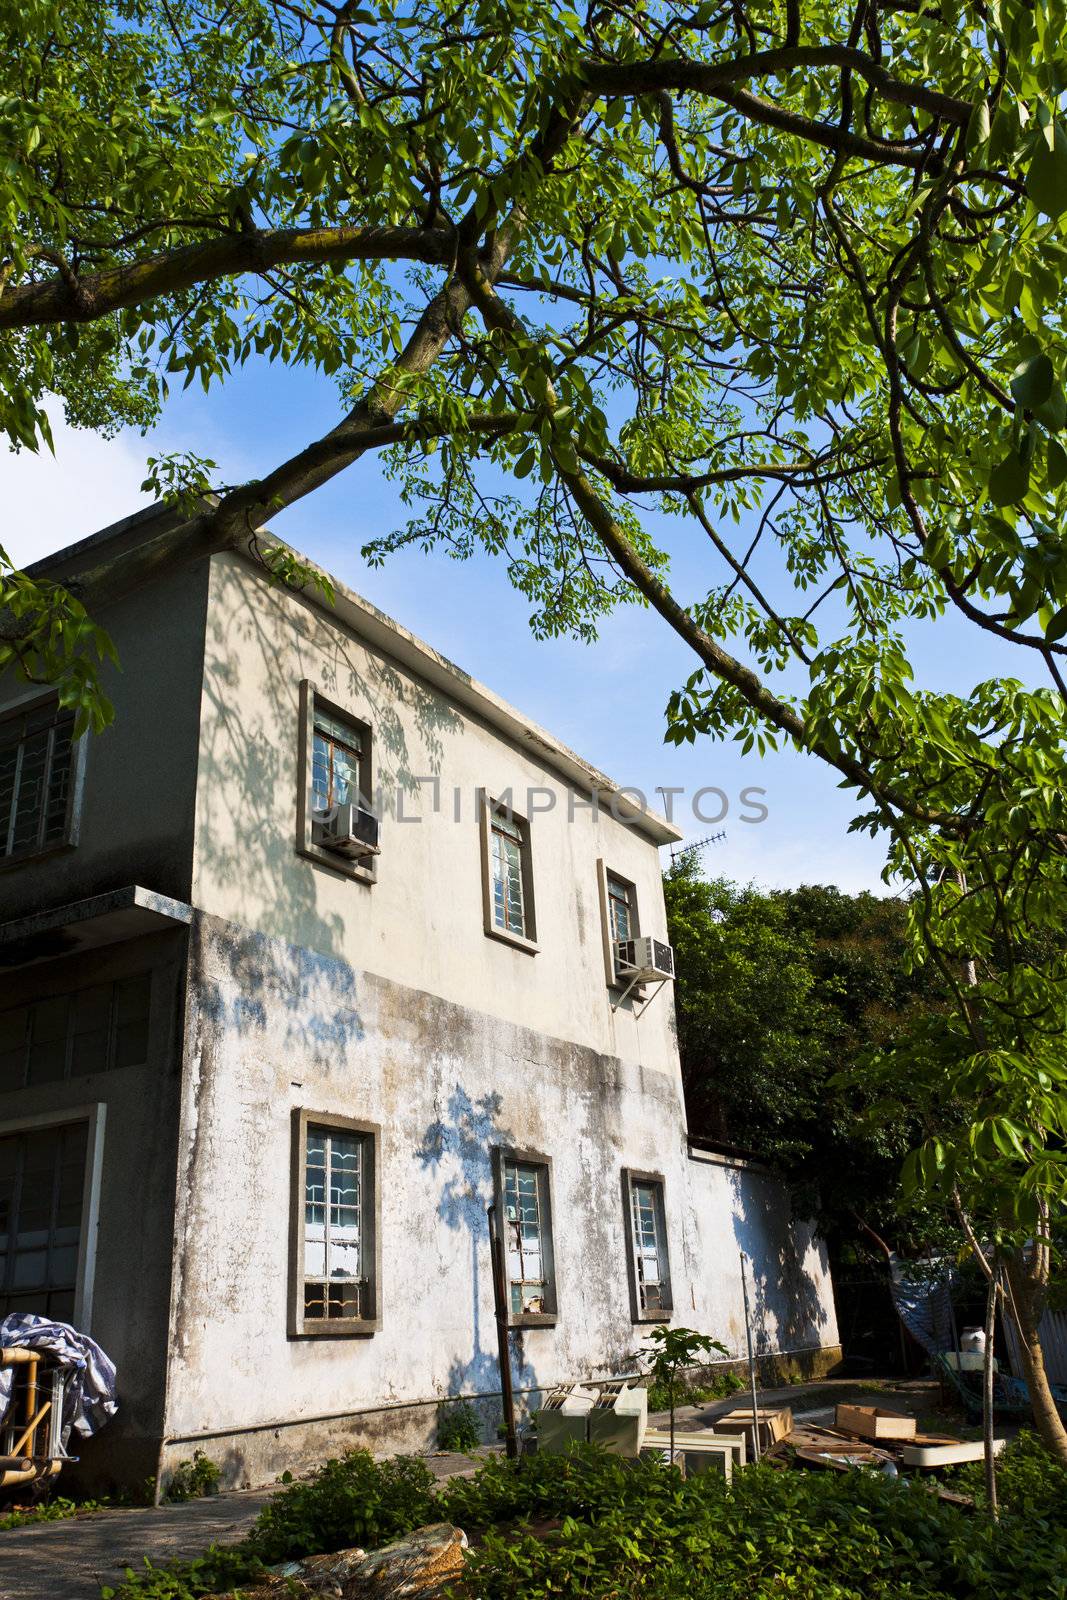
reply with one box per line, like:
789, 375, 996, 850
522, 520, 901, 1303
0, 698, 77, 864
479, 795, 537, 949
297, 683, 376, 881
290, 1110, 380, 1336
312, 710, 366, 814
0, 1123, 87, 1321
0, 974, 151, 1092
598, 862, 640, 985
622, 1170, 672, 1322
493, 1149, 557, 1324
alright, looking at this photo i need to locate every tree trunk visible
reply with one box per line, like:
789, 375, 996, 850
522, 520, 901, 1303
1003, 1247, 1067, 1464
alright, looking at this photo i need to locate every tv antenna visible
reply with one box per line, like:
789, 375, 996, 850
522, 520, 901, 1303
669, 830, 726, 865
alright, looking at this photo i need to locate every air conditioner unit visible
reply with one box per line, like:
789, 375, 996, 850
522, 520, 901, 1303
314, 803, 380, 860
614, 936, 674, 982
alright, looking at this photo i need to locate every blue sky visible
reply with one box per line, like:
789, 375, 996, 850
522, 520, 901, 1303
2, 357, 1007, 893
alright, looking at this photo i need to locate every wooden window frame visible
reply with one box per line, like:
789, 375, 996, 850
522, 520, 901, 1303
296, 681, 376, 884
478, 791, 538, 954
621, 1168, 673, 1323
596, 860, 641, 989
0, 691, 87, 874
492, 1145, 557, 1327
289, 1108, 382, 1338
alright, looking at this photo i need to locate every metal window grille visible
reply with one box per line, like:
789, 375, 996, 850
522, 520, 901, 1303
0, 973, 151, 1092
0, 701, 75, 861
303, 1125, 367, 1320
0, 1123, 87, 1321
491, 812, 526, 936
607, 875, 635, 943
503, 1159, 548, 1314
311, 712, 364, 813
631, 1180, 667, 1312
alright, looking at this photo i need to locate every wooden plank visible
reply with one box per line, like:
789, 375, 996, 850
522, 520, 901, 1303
835, 1404, 916, 1441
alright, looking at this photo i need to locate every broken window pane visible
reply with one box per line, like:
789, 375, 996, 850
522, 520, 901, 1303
503, 1157, 552, 1315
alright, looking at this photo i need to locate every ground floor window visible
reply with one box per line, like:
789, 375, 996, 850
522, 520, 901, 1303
494, 1149, 557, 1324
0, 1122, 87, 1321
290, 1111, 380, 1336
624, 1169, 672, 1320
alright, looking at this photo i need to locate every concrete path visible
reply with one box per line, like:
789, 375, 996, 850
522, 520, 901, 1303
0, 1451, 492, 1600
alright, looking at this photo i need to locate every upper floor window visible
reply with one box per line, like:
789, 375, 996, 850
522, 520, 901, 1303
0, 1122, 87, 1322
297, 682, 378, 881
0, 974, 151, 1092
493, 1147, 557, 1325
0, 699, 76, 864
480, 795, 537, 951
290, 1110, 381, 1336
312, 709, 366, 813
607, 872, 637, 944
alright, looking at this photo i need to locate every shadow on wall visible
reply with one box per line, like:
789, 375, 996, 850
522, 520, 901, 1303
416, 1086, 540, 1420
198, 565, 462, 960
729, 1169, 832, 1356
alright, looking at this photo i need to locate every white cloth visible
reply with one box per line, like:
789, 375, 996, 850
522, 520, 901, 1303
0, 1313, 117, 1445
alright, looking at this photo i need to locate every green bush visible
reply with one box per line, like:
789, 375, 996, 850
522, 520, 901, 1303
645, 1368, 744, 1411
437, 1400, 482, 1453
104, 1442, 1067, 1600
947, 1428, 1067, 1520
164, 1452, 222, 1504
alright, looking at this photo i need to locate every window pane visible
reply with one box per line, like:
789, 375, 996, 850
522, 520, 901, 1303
2, 974, 152, 1091
303, 1125, 367, 1321
491, 823, 526, 936
502, 1159, 549, 1313
0, 1123, 86, 1317
631, 1180, 667, 1312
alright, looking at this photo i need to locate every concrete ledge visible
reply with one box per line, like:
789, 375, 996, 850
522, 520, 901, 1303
0, 885, 193, 968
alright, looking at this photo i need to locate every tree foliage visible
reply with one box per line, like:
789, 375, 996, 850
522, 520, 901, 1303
2, 0, 1067, 1446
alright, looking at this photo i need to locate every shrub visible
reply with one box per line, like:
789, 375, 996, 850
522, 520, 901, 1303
104, 1441, 1067, 1600
947, 1428, 1067, 1520
164, 1452, 221, 1504
437, 1400, 482, 1453
247, 1450, 436, 1564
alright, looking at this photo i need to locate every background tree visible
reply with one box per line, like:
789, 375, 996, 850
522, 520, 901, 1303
1, 0, 1066, 1451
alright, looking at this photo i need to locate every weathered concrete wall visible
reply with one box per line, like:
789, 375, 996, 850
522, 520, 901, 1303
0, 931, 187, 1489
158, 912, 838, 1488
0, 561, 210, 924
191, 552, 677, 1072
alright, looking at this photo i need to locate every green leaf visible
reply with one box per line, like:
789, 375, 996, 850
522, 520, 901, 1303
1010, 353, 1054, 409
1048, 438, 1067, 488
988, 450, 1030, 505
1027, 122, 1067, 217
1044, 605, 1067, 642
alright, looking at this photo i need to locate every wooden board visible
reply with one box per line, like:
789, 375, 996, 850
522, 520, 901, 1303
835, 1404, 917, 1441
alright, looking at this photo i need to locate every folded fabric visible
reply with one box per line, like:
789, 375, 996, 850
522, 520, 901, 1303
0, 1313, 117, 1444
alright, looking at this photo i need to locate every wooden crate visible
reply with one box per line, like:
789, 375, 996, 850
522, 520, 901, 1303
712, 1406, 792, 1455
835, 1404, 916, 1442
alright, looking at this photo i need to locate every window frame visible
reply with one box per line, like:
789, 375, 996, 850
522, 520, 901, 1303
296, 681, 376, 884
478, 791, 538, 954
288, 1108, 382, 1338
0, 971, 153, 1093
0, 1104, 106, 1333
0, 691, 87, 873
492, 1145, 558, 1328
596, 861, 641, 989
621, 1167, 673, 1324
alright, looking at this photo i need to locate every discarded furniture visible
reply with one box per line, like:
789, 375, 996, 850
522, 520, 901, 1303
537, 1385, 597, 1453
901, 1434, 1006, 1469
644, 1429, 740, 1480
0, 1348, 68, 1490
834, 1404, 916, 1442
588, 1381, 647, 1456
712, 1405, 791, 1458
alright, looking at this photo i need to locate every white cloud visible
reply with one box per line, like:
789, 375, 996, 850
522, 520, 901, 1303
0, 412, 154, 569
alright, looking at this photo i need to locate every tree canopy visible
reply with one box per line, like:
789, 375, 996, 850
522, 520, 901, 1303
2, 0, 1067, 1450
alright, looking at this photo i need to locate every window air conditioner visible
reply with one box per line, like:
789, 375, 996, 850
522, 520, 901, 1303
314, 803, 381, 860
614, 936, 675, 982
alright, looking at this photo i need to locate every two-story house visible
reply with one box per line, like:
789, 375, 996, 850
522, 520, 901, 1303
0, 505, 839, 1490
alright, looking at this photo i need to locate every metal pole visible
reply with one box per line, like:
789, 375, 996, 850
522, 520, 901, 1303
488, 1203, 518, 1460
739, 1251, 762, 1462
